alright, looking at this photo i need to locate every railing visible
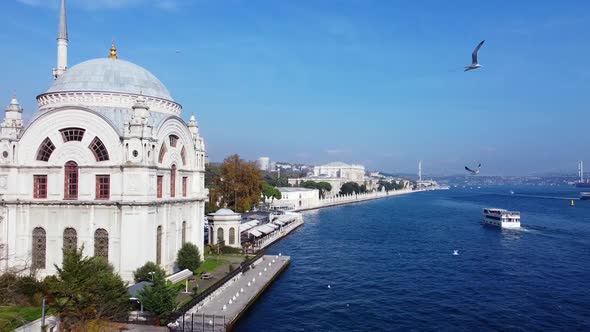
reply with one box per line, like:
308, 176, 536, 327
167, 250, 265, 323
169, 314, 226, 332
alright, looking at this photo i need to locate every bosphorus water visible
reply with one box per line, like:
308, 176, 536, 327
236, 186, 590, 331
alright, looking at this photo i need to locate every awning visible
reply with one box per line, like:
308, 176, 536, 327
256, 225, 275, 234
266, 223, 279, 229
240, 220, 260, 233
273, 220, 285, 226
248, 229, 263, 237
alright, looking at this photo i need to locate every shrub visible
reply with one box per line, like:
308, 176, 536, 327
133, 262, 166, 283
176, 243, 202, 272
137, 275, 179, 323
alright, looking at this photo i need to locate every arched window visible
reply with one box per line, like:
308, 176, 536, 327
64, 161, 78, 200
94, 229, 109, 260
169, 135, 179, 147
181, 221, 187, 244
229, 227, 235, 245
88, 137, 109, 161
156, 226, 162, 265
180, 146, 187, 165
60, 127, 85, 142
170, 165, 176, 198
158, 143, 167, 163
217, 227, 224, 245
63, 227, 77, 253
36, 137, 55, 161
32, 227, 46, 269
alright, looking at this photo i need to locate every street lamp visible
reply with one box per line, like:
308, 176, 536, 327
148, 271, 155, 281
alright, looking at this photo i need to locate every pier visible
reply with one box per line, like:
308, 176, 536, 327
170, 255, 290, 331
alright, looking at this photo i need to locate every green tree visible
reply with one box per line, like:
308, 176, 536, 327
133, 262, 166, 283
340, 182, 361, 195
262, 183, 282, 202
46, 247, 130, 330
300, 181, 332, 198
176, 243, 202, 272
137, 275, 179, 322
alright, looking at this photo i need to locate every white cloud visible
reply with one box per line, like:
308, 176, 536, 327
16, 0, 180, 10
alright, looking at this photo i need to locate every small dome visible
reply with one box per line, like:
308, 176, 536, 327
215, 208, 236, 215
47, 58, 172, 101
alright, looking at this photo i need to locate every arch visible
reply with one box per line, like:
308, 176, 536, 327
64, 161, 78, 199
89, 137, 110, 161
180, 146, 187, 165
156, 226, 162, 264
169, 135, 179, 147
94, 228, 109, 260
36, 137, 56, 161
63, 227, 77, 253
32, 227, 46, 269
181, 221, 187, 244
217, 227, 224, 245
158, 143, 167, 163
229, 227, 236, 245
170, 164, 177, 197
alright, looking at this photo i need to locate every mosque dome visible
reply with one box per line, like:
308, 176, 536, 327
46, 58, 173, 101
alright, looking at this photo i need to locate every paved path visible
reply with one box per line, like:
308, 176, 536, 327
180, 255, 290, 330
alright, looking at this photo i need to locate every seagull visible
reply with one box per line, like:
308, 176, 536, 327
465, 163, 481, 175
464, 40, 485, 72
453, 250, 460, 256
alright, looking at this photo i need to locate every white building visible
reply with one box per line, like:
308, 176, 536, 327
313, 162, 365, 181
271, 187, 319, 210
207, 209, 241, 249
288, 162, 371, 195
256, 157, 271, 172
0, 0, 207, 281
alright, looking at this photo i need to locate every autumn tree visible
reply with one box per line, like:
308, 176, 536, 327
215, 154, 264, 212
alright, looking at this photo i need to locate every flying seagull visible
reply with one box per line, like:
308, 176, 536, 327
465, 163, 482, 175
465, 40, 485, 72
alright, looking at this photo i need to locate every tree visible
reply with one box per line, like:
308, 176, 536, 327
340, 182, 361, 195
215, 154, 264, 212
137, 275, 179, 322
133, 262, 166, 283
300, 181, 332, 198
176, 243, 202, 272
46, 247, 130, 330
262, 183, 282, 202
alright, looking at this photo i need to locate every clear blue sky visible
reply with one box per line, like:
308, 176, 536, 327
2, 0, 590, 175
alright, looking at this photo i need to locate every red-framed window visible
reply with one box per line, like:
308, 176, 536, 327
33, 175, 48, 199
64, 161, 78, 200
36, 137, 55, 161
157, 176, 163, 198
170, 165, 177, 198
96, 175, 110, 200
169, 135, 179, 147
60, 127, 85, 142
89, 137, 109, 161
182, 177, 188, 197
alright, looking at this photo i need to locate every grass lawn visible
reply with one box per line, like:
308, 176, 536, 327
195, 257, 229, 275
0, 306, 43, 332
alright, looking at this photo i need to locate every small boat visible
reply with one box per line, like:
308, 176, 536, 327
510, 190, 515, 195
570, 199, 575, 206
482, 208, 521, 229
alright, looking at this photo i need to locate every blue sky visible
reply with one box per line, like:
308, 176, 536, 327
2, 0, 590, 175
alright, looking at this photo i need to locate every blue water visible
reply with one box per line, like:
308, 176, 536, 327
236, 186, 590, 331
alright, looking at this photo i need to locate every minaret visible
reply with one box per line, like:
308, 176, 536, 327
53, 0, 68, 79
418, 160, 422, 182
1, 96, 24, 139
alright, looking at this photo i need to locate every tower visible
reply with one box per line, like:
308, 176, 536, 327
418, 160, 422, 182
579, 161, 584, 183
53, 0, 68, 79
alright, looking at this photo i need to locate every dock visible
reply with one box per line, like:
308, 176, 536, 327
170, 255, 290, 331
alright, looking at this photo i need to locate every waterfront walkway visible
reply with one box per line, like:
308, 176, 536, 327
295, 188, 423, 212
172, 255, 290, 331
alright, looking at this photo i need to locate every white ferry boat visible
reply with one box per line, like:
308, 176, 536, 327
482, 208, 521, 228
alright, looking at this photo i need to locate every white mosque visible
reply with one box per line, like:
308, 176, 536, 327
0, 0, 207, 281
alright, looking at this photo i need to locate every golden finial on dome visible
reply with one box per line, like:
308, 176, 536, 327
109, 38, 118, 59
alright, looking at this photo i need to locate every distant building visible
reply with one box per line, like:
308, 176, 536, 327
288, 162, 378, 195
256, 157, 271, 171
270, 187, 319, 210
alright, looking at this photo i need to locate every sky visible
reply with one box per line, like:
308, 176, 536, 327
2, 0, 590, 176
